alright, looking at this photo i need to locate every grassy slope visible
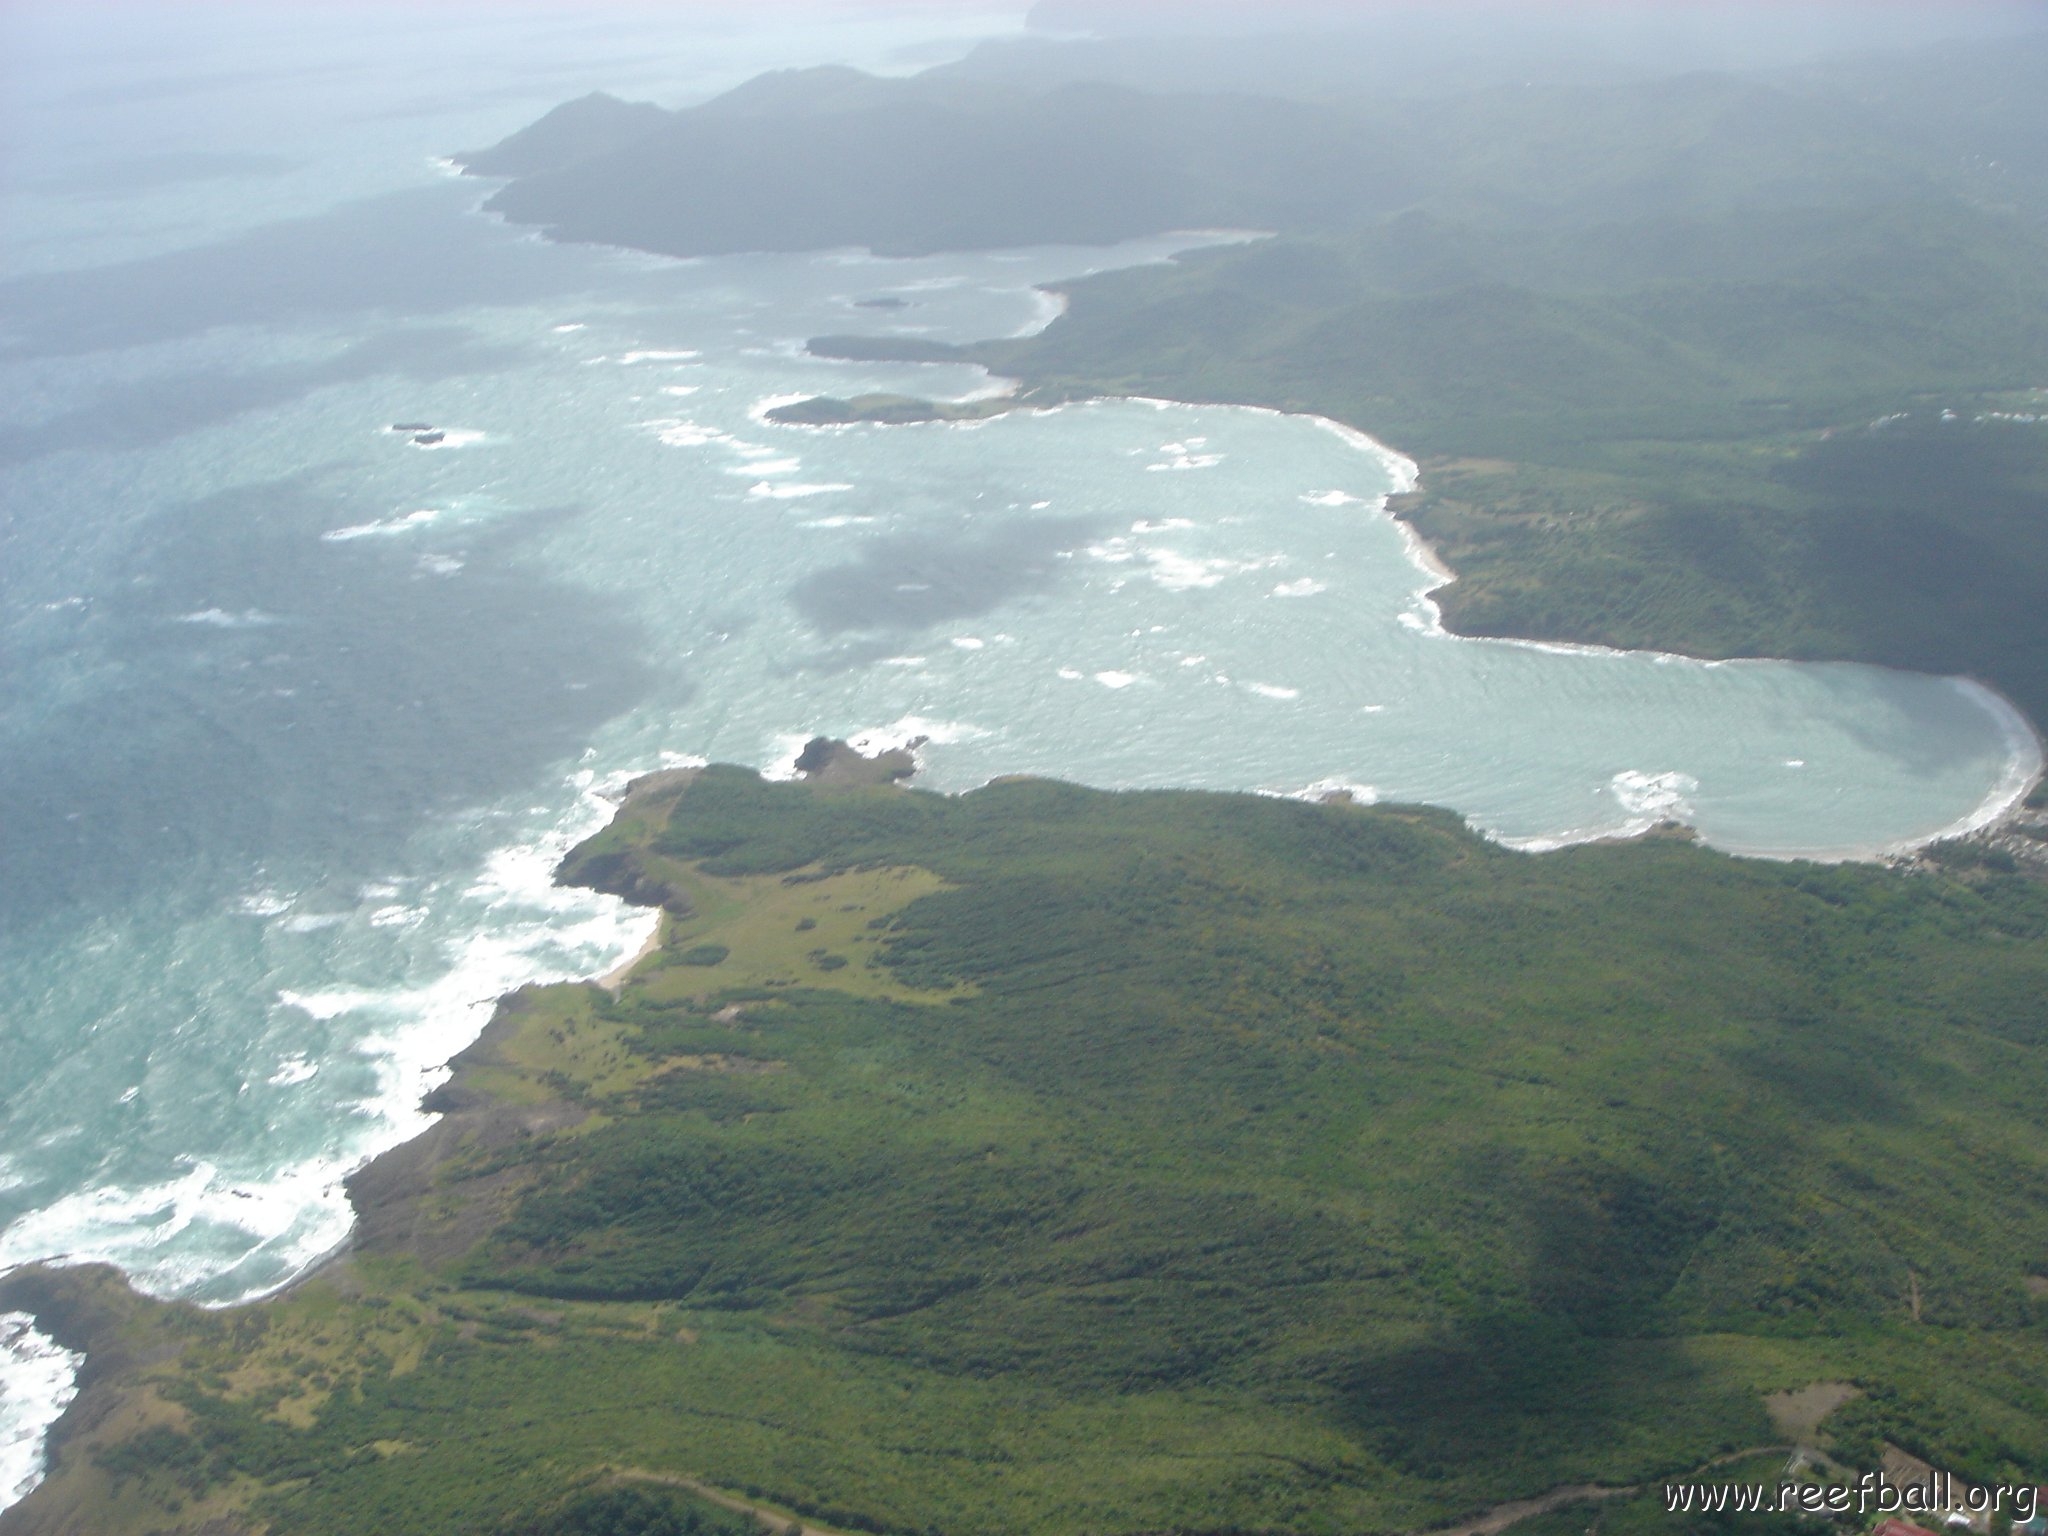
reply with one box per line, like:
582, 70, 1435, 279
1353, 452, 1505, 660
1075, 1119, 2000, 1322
13, 770, 2047, 1536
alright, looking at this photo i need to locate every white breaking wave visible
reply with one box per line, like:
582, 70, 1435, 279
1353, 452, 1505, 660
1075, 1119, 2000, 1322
647, 418, 739, 448
1610, 769, 1700, 826
0, 1316, 81, 1508
266, 1057, 318, 1088
175, 608, 278, 629
321, 508, 439, 542
761, 716, 990, 782
747, 481, 852, 499
1270, 778, 1379, 806
1085, 536, 1281, 592
0, 766, 665, 1326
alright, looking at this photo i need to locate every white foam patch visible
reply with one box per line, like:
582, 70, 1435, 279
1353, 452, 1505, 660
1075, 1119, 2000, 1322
747, 481, 852, 500
266, 1057, 318, 1088
321, 508, 439, 542
1271, 578, 1326, 598
847, 716, 987, 763
174, 608, 277, 629
234, 889, 293, 918
1611, 770, 1700, 828
618, 349, 699, 364
417, 555, 464, 577
550, 323, 586, 333
1494, 772, 1700, 855
1311, 415, 1420, 493
1094, 671, 1139, 689
797, 514, 876, 529
648, 419, 739, 449
0, 761, 676, 1343
0, 1314, 82, 1508
1245, 682, 1300, 701
950, 636, 984, 651
1085, 537, 1280, 592
660, 385, 701, 398
759, 734, 814, 782
279, 913, 347, 934
1145, 452, 1223, 472
726, 457, 801, 477
1300, 489, 1364, 507
1275, 778, 1379, 805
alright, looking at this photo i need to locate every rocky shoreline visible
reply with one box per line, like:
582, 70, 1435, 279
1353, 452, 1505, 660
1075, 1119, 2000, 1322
0, 740, 925, 1529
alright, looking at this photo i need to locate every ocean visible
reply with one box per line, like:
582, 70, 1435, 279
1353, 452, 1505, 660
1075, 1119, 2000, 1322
0, 0, 2037, 1511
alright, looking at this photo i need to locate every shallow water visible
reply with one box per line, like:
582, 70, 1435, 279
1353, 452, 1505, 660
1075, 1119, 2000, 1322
0, 1, 2038, 1512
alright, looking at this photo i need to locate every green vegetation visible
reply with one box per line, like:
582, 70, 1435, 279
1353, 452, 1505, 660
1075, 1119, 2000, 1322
763, 392, 1043, 427
942, 224, 2048, 721
12, 768, 2046, 1535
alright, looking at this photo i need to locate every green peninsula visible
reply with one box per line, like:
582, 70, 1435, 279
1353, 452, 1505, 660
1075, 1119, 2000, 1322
7, 763, 2046, 1536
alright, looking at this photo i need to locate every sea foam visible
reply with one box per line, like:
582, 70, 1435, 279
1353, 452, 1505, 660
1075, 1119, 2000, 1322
0, 1316, 81, 1508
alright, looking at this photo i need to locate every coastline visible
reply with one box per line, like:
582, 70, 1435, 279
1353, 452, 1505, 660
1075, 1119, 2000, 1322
6, 748, 2047, 1531
8, 213, 2045, 1525
0, 761, 698, 1526
597, 919, 663, 989
759, 328, 2045, 868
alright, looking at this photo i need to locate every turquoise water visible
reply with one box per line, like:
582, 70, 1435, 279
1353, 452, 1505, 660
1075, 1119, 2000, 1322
0, 2, 2037, 1509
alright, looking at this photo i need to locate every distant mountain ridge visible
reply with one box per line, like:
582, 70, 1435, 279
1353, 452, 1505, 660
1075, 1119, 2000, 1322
455, 33, 2048, 258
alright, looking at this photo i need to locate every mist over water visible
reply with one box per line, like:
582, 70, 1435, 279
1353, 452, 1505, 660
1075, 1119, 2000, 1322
0, 1, 2038, 1513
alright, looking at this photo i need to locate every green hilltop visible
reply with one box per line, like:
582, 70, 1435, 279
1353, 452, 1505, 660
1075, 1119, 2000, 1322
8, 767, 2045, 1535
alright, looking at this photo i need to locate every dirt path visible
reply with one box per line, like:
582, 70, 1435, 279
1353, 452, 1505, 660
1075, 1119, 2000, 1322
1416, 1445, 1791, 1536
613, 1469, 855, 1536
616, 1444, 1798, 1536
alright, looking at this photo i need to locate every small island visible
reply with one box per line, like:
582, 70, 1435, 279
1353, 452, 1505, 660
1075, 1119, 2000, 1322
764, 391, 1039, 427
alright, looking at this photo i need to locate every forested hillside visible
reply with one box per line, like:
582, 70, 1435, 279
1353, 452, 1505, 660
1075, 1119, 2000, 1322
9, 768, 2045, 1536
